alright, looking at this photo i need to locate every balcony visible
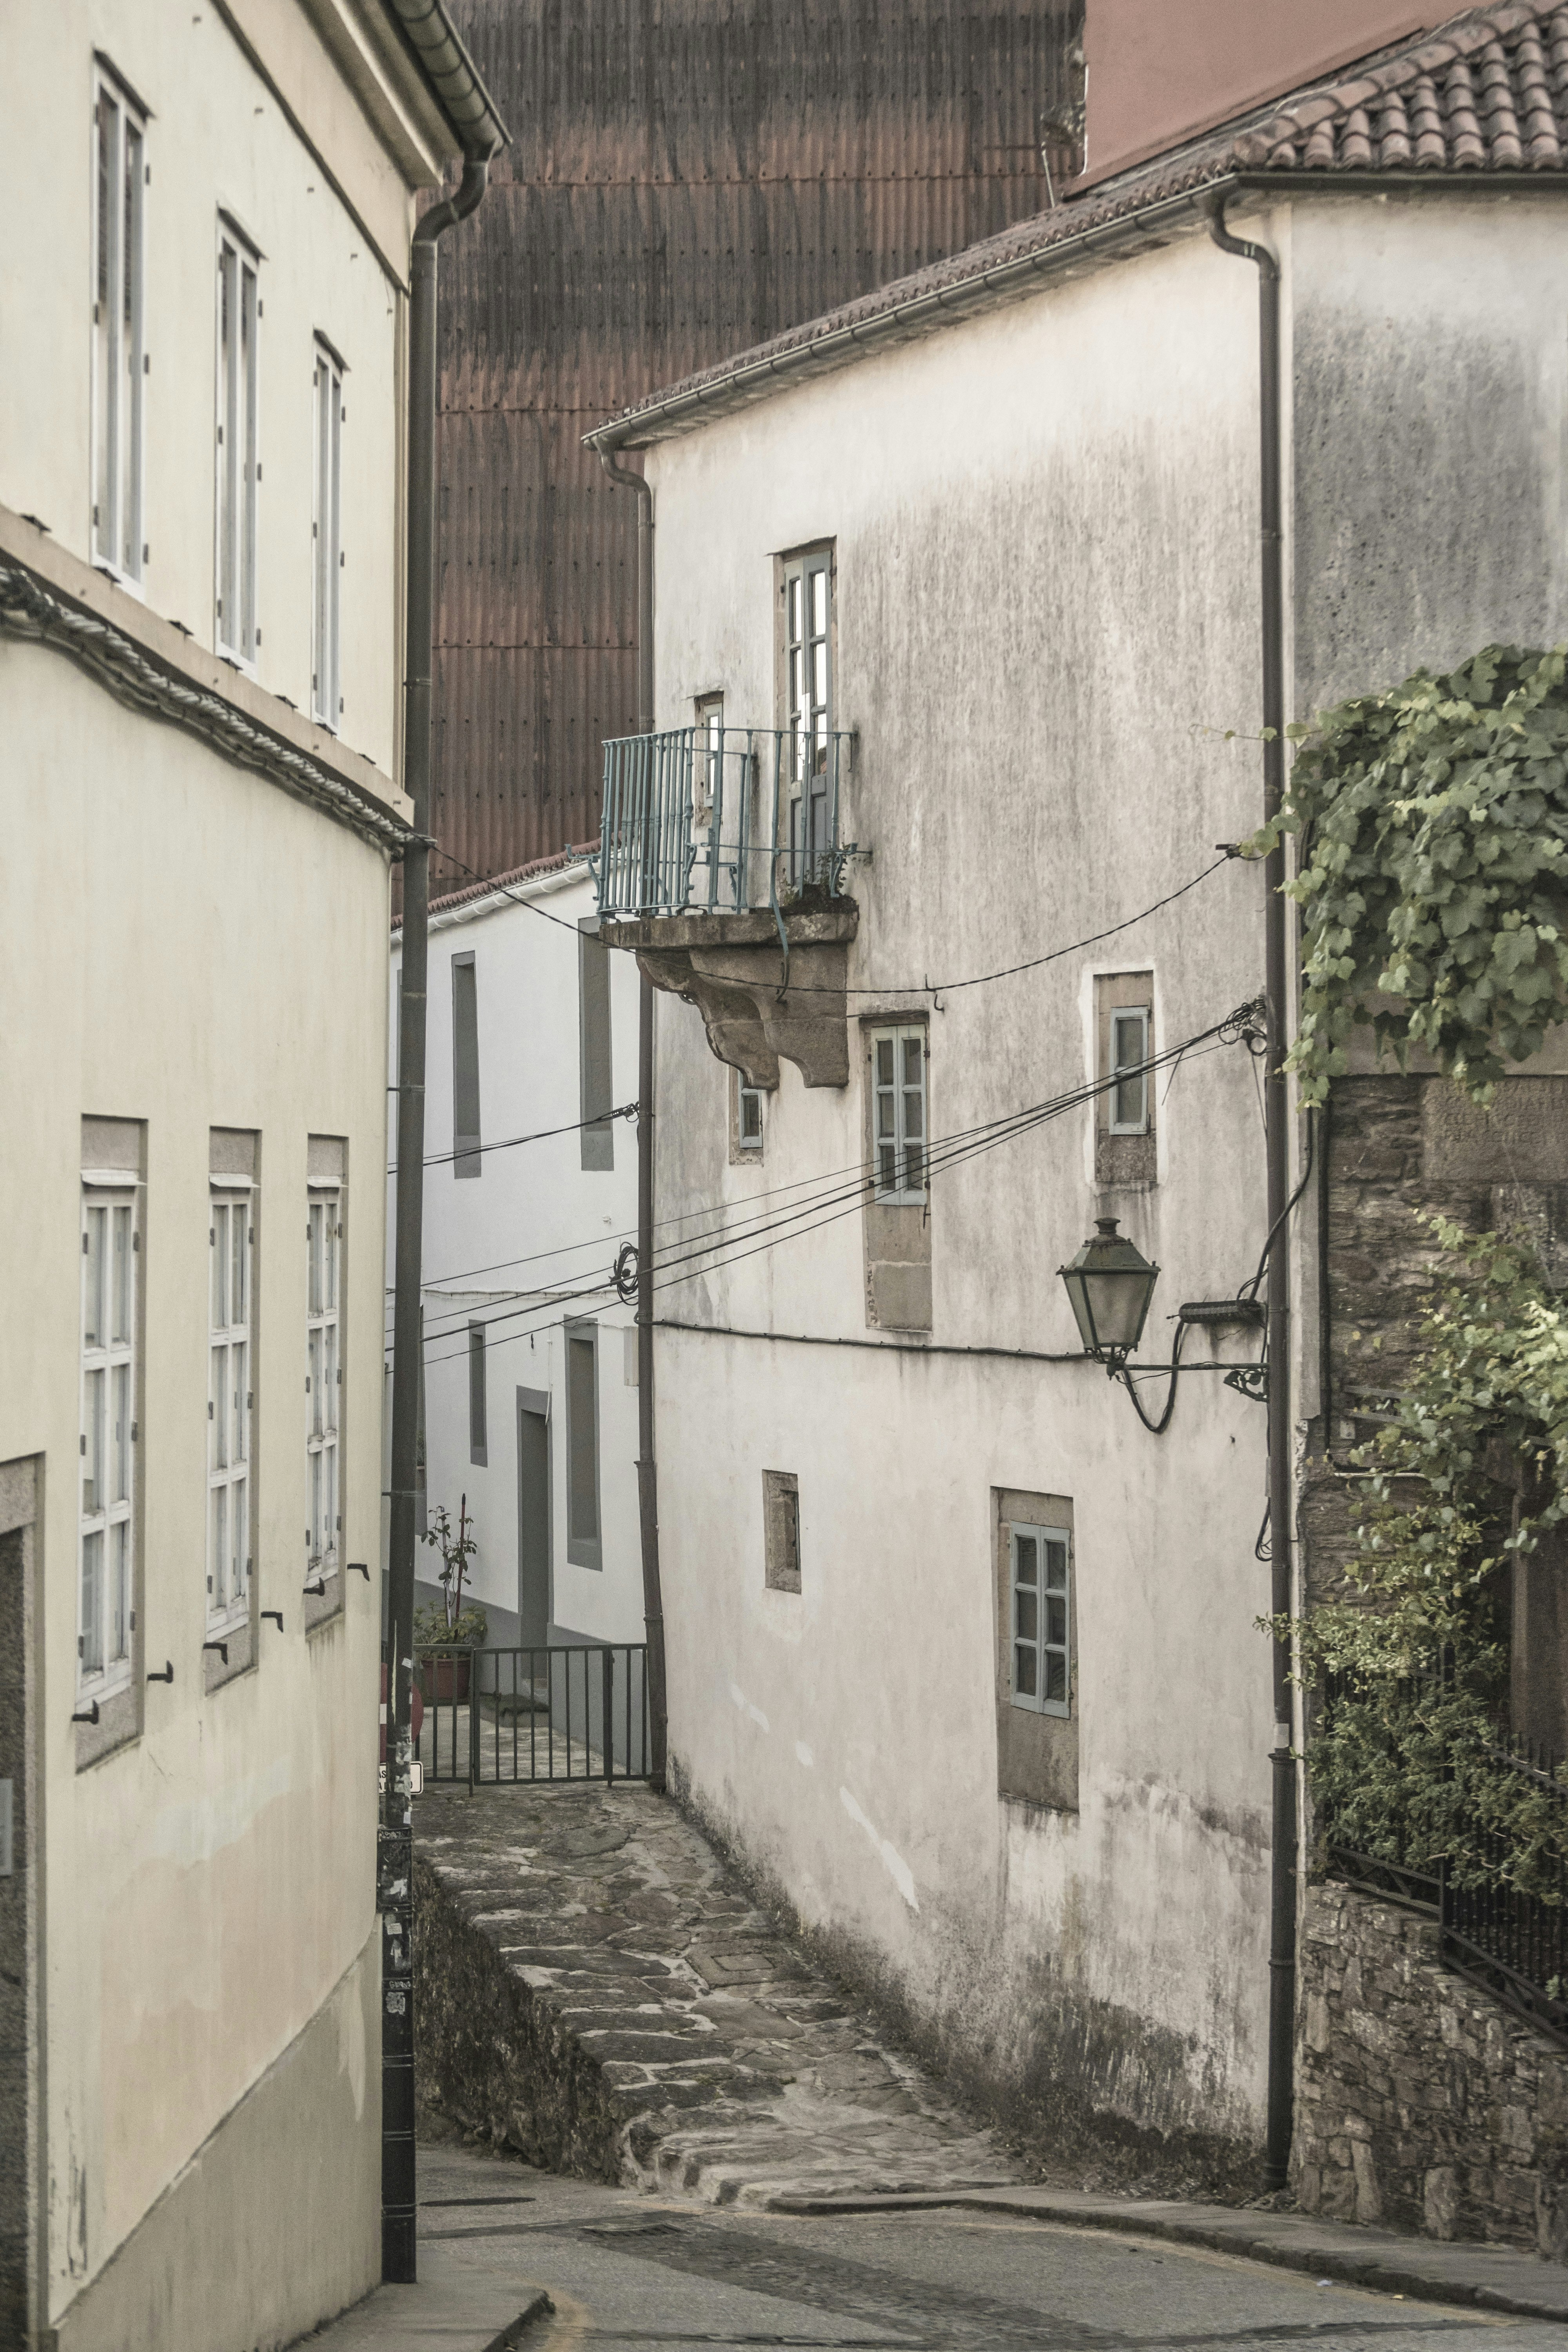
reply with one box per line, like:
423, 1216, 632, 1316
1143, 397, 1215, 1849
594, 726, 860, 1089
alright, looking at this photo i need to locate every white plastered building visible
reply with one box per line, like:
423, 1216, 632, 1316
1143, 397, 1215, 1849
0, 5, 483, 2345
588, 4, 1568, 2162
390, 851, 646, 1656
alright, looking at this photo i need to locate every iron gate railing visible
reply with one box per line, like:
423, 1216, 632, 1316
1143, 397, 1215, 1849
1327, 1730, 1568, 2047
414, 1644, 650, 1788
596, 724, 857, 919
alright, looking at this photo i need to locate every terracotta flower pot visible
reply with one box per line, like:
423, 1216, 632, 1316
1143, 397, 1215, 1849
422, 1653, 471, 1704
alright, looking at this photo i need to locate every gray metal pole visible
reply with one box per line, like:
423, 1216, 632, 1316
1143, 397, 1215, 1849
383, 155, 490, 2288
1203, 193, 1296, 2194
598, 448, 669, 1789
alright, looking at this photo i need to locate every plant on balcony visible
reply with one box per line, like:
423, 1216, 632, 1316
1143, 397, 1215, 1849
1281, 1218, 1568, 1900
1245, 642, 1568, 1106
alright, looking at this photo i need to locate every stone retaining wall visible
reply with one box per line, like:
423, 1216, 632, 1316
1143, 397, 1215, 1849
1294, 1879, 1568, 2258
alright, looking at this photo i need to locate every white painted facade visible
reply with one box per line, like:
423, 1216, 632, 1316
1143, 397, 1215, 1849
0, 5, 461, 2346
621, 185, 1568, 2152
391, 858, 646, 1651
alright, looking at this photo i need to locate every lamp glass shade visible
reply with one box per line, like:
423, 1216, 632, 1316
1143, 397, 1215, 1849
1058, 1218, 1159, 1364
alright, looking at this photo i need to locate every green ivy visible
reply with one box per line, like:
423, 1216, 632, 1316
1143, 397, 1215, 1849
1290, 1220, 1568, 1900
1244, 644, 1568, 1106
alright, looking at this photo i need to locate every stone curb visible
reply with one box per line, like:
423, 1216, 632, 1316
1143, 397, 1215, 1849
483, 2290, 556, 2348
763, 2187, 1568, 2321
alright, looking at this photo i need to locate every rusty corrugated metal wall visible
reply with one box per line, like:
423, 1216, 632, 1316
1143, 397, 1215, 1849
432, 0, 1082, 888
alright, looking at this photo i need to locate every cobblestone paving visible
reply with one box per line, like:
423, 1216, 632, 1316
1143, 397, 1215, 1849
414, 1780, 1022, 2209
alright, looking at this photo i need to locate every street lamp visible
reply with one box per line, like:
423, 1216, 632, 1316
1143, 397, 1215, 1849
1057, 1218, 1160, 1374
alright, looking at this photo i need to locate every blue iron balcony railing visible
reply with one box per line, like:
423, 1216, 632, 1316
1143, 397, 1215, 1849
596, 725, 857, 920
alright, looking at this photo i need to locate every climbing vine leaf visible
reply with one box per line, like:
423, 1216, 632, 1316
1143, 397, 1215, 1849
1284, 1221, 1568, 1899
1244, 644, 1568, 1106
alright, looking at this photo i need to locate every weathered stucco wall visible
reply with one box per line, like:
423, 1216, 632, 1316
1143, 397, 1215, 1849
1, 637, 390, 2346
635, 181, 1568, 2166
642, 213, 1285, 2153
1296, 1882, 1568, 2258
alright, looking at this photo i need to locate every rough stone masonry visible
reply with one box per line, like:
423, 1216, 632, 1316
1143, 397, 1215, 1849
1294, 1880, 1568, 2259
411, 1779, 1020, 2205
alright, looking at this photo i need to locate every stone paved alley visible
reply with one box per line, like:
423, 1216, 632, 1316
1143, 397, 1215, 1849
412, 1779, 1023, 2206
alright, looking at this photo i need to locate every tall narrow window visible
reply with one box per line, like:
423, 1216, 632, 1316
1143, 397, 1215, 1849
1109, 1006, 1151, 1134
312, 339, 344, 727
208, 1191, 252, 1628
694, 691, 724, 829
468, 1322, 488, 1466
762, 1470, 801, 1593
579, 920, 613, 1171
1011, 1524, 1071, 1719
307, 1189, 341, 1585
80, 1185, 136, 1695
781, 548, 833, 884
452, 952, 481, 1177
216, 221, 260, 664
1094, 972, 1156, 1185
564, 1321, 601, 1569
92, 73, 146, 582
736, 1071, 764, 1155
871, 1025, 927, 1204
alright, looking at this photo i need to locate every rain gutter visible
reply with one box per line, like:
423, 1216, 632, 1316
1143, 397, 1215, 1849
382, 0, 508, 2294
1199, 189, 1297, 2196
594, 444, 670, 1793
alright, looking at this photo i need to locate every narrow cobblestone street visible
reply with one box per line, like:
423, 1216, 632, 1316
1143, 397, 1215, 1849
413, 1780, 1022, 2205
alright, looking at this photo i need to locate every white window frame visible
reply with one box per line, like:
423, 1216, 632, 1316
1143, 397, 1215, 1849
311, 337, 344, 728
215, 217, 260, 667
1010, 1523, 1071, 1720
871, 1024, 928, 1205
79, 1183, 138, 1700
1109, 1004, 1151, 1136
783, 548, 833, 885
207, 1187, 253, 1631
736, 1069, 764, 1154
91, 68, 147, 586
307, 1188, 342, 1586
694, 691, 723, 829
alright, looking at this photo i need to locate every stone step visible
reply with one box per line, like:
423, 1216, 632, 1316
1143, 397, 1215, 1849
412, 1782, 1022, 2203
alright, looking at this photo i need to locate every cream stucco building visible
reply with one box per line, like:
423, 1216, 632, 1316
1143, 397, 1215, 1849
0, 5, 490, 2346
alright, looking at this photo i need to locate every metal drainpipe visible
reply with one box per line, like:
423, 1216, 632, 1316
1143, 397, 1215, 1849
597, 443, 668, 1791
1201, 191, 1297, 2194
383, 151, 492, 2288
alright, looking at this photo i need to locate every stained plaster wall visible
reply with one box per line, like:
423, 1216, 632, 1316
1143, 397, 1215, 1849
641, 215, 1286, 2145
392, 866, 644, 1648
640, 181, 1568, 2151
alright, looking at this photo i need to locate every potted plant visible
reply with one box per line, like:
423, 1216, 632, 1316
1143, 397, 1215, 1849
416, 1499, 486, 1701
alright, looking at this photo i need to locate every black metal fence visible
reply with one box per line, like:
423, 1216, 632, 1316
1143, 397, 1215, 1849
1327, 1732, 1568, 2047
413, 1644, 650, 1788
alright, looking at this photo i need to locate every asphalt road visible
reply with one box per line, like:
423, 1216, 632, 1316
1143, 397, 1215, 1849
401, 2146, 1568, 2352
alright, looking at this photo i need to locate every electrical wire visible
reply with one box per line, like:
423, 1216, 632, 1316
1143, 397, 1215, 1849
422, 845, 594, 935
390, 1100, 637, 1177
408, 1001, 1261, 1372
809, 853, 1236, 996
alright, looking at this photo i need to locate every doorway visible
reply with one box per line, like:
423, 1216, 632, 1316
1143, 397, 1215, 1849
516, 1388, 551, 1650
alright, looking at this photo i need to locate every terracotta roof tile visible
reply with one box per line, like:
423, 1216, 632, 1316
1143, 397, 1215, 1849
595, 0, 1568, 450
396, 841, 597, 931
